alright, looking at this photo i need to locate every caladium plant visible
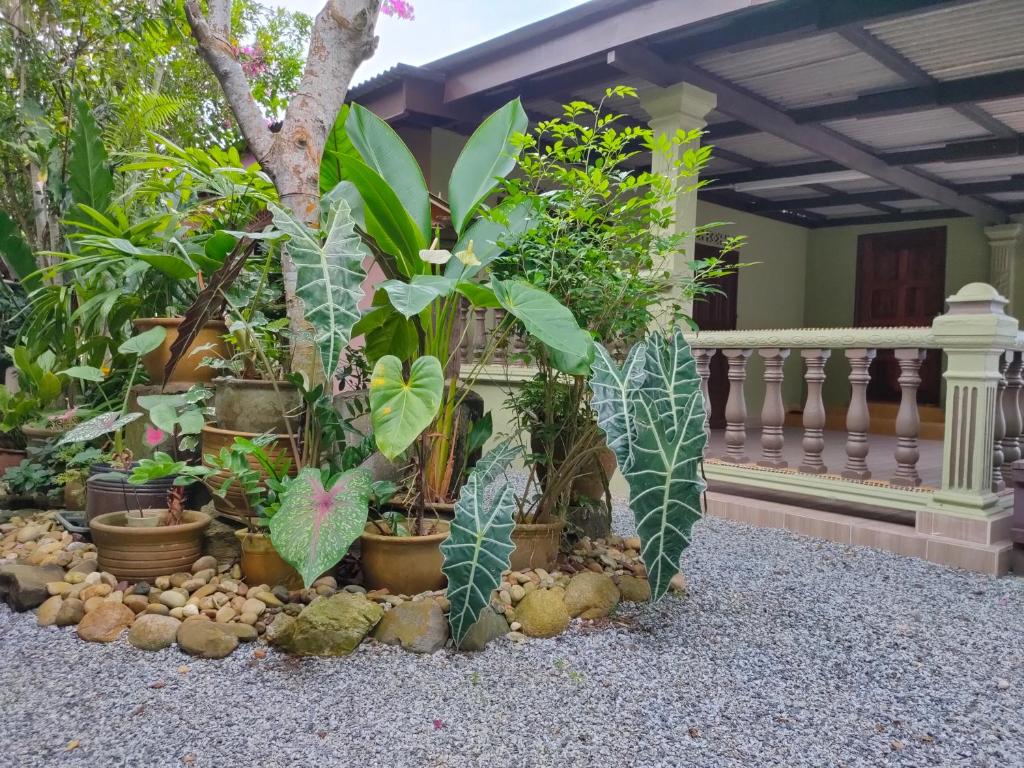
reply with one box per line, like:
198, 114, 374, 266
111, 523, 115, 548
269, 467, 374, 588
590, 328, 707, 602
440, 439, 521, 647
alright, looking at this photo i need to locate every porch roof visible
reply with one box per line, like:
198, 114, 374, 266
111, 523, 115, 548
349, 0, 1024, 229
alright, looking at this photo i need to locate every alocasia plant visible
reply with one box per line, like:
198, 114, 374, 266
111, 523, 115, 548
590, 328, 707, 602
269, 467, 374, 588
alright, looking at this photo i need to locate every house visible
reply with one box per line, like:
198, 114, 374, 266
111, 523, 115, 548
348, 0, 1024, 575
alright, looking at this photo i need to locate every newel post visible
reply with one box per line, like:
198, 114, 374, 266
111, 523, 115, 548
928, 283, 1018, 518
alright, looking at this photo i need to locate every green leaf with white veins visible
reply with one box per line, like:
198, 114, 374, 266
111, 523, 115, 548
441, 439, 521, 647
369, 355, 444, 460
270, 199, 368, 378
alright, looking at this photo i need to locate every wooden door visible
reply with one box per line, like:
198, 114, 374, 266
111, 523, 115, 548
855, 227, 945, 404
692, 243, 738, 429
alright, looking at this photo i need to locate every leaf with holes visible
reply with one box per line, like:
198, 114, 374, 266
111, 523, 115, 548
369, 355, 444, 460
440, 439, 521, 646
589, 329, 707, 602
58, 411, 142, 445
268, 467, 373, 588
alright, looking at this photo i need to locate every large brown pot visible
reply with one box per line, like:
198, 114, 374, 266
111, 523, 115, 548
360, 520, 449, 596
0, 448, 27, 474
90, 509, 211, 581
509, 520, 563, 572
134, 317, 229, 384
21, 423, 62, 450
201, 425, 298, 520
214, 377, 301, 433
85, 464, 179, 523
235, 530, 302, 589
532, 426, 617, 503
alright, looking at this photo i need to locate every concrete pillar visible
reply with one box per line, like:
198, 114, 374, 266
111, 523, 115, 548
985, 222, 1024, 317
641, 83, 717, 318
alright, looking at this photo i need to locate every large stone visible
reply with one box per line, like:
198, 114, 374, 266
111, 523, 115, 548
36, 595, 63, 626
128, 614, 182, 651
77, 602, 135, 643
55, 598, 85, 626
516, 588, 570, 638
221, 623, 258, 642
176, 621, 238, 659
16, 524, 47, 543
277, 593, 383, 657
459, 606, 510, 652
616, 574, 652, 602
373, 600, 448, 653
564, 571, 620, 619
265, 613, 297, 645
67, 558, 98, 576
0, 564, 67, 611
158, 589, 187, 609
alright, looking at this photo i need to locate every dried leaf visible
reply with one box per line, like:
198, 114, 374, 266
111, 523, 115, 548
150, 680, 165, 689
254, 649, 267, 659
65, 739, 81, 751
177, 665, 190, 675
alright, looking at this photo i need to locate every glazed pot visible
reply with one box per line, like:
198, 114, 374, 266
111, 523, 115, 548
235, 530, 303, 590
201, 424, 298, 520
532, 424, 617, 504
360, 519, 450, 596
509, 519, 563, 572
133, 317, 229, 385
0, 448, 27, 474
85, 464, 179, 523
90, 509, 211, 581
213, 377, 301, 433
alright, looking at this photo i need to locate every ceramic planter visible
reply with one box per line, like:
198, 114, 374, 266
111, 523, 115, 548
213, 377, 301, 433
0, 448, 27, 474
509, 519, 563, 572
234, 529, 303, 589
359, 519, 450, 595
133, 317, 229, 384
90, 509, 211, 581
200, 425, 298, 521
85, 464, 179, 523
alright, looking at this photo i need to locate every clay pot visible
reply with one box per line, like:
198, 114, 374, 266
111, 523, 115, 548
85, 464, 179, 523
509, 519, 563, 572
532, 424, 616, 503
21, 423, 62, 450
133, 317, 229, 385
235, 530, 303, 589
360, 520, 450, 595
201, 425, 298, 521
213, 377, 301, 433
0, 448, 27, 474
90, 509, 211, 581
123, 510, 165, 528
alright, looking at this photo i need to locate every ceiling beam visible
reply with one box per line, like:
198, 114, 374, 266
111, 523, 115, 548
745, 177, 1024, 211
811, 209, 963, 228
607, 45, 1006, 224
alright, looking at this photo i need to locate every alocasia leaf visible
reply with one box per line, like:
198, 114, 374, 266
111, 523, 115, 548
440, 439, 521, 646
369, 355, 444, 460
118, 325, 167, 356
269, 467, 373, 588
378, 275, 453, 319
590, 342, 647, 467
491, 278, 592, 367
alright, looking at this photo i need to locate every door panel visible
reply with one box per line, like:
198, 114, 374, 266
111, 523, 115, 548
855, 227, 945, 404
692, 243, 738, 429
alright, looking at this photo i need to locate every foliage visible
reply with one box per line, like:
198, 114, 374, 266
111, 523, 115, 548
590, 328, 708, 601
0, 459, 56, 497
136, 386, 211, 452
369, 356, 444, 461
268, 467, 374, 587
440, 440, 521, 646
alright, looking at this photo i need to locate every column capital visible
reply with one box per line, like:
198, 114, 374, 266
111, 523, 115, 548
641, 82, 717, 129
984, 222, 1024, 246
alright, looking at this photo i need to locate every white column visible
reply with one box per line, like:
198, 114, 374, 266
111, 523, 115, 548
641, 83, 717, 318
985, 223, 1024, 317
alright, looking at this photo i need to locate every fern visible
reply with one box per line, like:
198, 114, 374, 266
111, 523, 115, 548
105, 92, 184, 150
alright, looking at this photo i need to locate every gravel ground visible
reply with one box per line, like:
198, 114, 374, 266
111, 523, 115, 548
2, 501, 1024, 768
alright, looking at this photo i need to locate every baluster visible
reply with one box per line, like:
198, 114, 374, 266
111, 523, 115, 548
492, 309, 508, 363
1001, 350, 1023, 484
456, 302, 470, 363
721, 349, 751, 463
842, 348, 876, 480
757, 348, 789, 468
890, 348, 925, 487
692, 348, 712, 433
993, 353, 1007, 492
472, 308, 487, 361
798, 348, 831, 474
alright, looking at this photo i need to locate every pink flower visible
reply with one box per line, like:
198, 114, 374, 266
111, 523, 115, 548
144, 425, 166, 447
382, 0, 415, 20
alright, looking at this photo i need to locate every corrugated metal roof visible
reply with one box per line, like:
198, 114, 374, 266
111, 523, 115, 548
888, 198, 946, 211
916, 155, 1024, 183
744, 186, 824, 201
824, 108, 989, 150
979, 96, 1024, 132
819, 177, 897, 193
804, 204, 882, 217
989, 191, 1024, 202
866, 0, 1024, 81
713, 132, 819, 165
696, 32, 906, 109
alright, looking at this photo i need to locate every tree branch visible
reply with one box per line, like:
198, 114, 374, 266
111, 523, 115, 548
183, 0, 274, 163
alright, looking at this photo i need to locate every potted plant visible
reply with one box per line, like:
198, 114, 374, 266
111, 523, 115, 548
0, 458, 59, 508
133, 316, 230, 385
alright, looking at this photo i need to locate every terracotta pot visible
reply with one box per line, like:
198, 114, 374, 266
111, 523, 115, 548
360, 520, 449, 595
133, 317, 229, 385
234, 530, 303, 589
509, 520, 563, 572
90, 509, 211, 582
124, 510, 165, 528
21, 423, 62, 450
214, 377, 302, 433
201, 425, 298, 520
85, 464, 179, 523
0, 448, 27, 474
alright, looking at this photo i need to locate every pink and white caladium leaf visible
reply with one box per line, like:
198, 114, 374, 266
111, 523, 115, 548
58, 411, 142, 445
268, 467, 373, 588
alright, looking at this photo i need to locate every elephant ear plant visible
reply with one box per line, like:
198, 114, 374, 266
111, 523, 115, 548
590, 328, 708, 601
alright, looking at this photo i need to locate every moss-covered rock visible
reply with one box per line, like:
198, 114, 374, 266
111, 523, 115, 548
516, 587, 569, 638
373, 600, 448, 653
564, 572, 620, 619
277, 592, 383, 656
615, 574, 651, 603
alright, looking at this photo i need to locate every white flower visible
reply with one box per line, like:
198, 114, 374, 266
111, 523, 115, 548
419, 236, 452, 265
455, 240, 480, 267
